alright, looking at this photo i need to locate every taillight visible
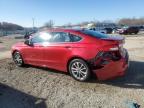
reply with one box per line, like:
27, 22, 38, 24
118, 43, 125, 57
109, 47, 119, 51
110, 42, 125, 57
94, 51, 121, 66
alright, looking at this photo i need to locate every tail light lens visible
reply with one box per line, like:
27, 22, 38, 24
110, 47, 119, 51
94, 51, 121, 66
119, 43, 126, 57
92, 40, 125, 68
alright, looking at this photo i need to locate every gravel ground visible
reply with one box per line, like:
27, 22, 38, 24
0, 34, 144, 108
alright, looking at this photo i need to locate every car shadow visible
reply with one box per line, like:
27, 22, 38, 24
25, 65, 69, 76
25, 60, 144, 89
91, 60, 144, 89
0, 83, 47, 108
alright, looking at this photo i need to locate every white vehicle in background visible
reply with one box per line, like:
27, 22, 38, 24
87, 23, 107, 34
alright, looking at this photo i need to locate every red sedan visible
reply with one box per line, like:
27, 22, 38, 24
11, 29, 129, 81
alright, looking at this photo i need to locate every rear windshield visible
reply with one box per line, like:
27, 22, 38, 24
80, 30, 109, 39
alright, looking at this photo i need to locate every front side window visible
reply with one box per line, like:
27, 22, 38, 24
31, 33, 43, 43
31, 32, 53, 43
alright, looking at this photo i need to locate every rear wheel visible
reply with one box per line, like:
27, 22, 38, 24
13, 51, 24, 67
134, 32, 138, 34
69, 59, 91, 82
124, 32, 128, 35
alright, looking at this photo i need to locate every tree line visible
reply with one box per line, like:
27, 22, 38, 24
43, 17, 144, 28
1, 17, 144, 30
0, 22, 24, 31
118, 17, 144, 26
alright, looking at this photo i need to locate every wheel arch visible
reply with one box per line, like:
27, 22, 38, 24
12, 50, 19, 56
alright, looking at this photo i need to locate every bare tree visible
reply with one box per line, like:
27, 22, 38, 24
62, 23, 73, 28
118, 17, 144, 26
79, 21, 90, 26
0, 22, 1, 30
44, 20, 54, 28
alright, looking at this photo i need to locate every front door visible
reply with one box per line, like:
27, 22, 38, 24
22, 43, 44, 66
43, 32, 72, 71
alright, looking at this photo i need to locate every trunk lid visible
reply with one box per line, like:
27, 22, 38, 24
101, 35, 124, 41
100, 35, 125, 57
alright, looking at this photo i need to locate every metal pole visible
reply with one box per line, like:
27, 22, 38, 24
32, 18, 35, 29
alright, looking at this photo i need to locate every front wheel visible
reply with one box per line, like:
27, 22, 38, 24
13, 51, 24, 67
69, 59, 91, 82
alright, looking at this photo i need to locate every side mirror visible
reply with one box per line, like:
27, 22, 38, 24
24, 39, 33, 46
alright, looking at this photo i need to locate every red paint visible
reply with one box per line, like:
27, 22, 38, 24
94, 59, 128, 80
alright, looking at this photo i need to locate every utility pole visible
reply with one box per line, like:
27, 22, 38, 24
32, 18, 35, 29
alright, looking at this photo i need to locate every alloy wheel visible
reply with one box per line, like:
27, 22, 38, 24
13, 52, 23, 66
70, 60, 89, 81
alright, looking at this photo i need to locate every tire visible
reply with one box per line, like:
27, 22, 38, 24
134, 32, 138, 34
69, 59, 91, 82
13, 51, 24, 67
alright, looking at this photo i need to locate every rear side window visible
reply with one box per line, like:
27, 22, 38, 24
51, 32, 71, 42
80, 30, 109, 39
70, 34, 82, 42
51, 32, 82, 43
128, 27, 138, 30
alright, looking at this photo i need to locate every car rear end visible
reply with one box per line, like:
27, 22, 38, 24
93, 37, 128, 80
130, 26, 139, 34
80, 30, 129, 80
118, 28, 127, 34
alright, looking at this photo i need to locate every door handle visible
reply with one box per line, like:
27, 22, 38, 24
64, 46, 71, 48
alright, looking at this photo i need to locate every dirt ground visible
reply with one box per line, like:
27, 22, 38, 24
0, 33, 144, 108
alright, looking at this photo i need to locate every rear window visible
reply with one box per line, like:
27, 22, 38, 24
80, 30, 109, 39
130, 27, 138, 29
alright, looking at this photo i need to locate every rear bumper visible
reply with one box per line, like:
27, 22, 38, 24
92, 50, 129, 80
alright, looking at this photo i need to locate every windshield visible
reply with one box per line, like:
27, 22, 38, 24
80, 30, 110, 39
